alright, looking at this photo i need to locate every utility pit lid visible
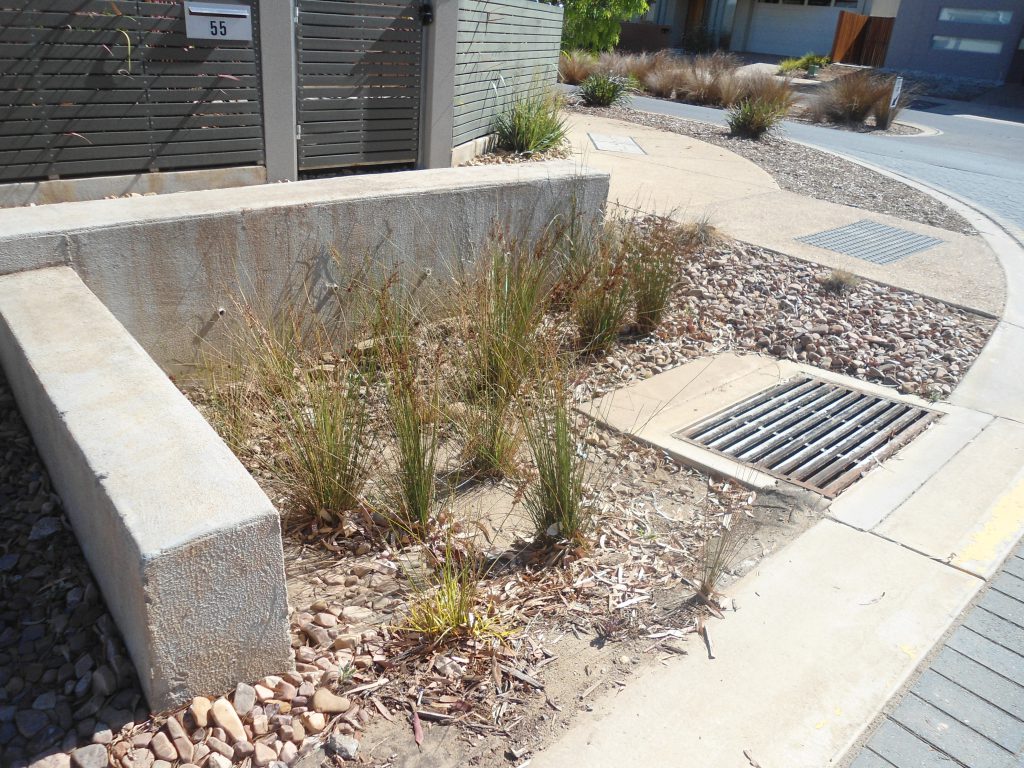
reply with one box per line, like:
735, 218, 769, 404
674, 376, 938, 497
797, 220, 943, 264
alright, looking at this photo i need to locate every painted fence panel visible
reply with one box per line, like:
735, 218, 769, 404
453, 0, 562, 147
0, 0, 263, 183
296, 0, 424, 171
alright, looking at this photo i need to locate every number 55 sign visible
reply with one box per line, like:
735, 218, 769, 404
185, 1, 253, 41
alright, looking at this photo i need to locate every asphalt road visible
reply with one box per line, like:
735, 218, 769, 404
624, 92, 1024, 236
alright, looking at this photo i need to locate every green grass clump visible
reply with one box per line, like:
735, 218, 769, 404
727, 96, 789, 139
403, 540, 508, 644
492, 89, 568, 155
578, 73, 635, 107
779, 52, 830, 74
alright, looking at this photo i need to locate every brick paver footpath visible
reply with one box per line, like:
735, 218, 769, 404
852, 542, 1024, 768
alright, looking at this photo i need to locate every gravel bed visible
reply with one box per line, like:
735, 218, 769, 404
581, 237, 995, 402
567, 104, 976, 236
0, 373, 144, 768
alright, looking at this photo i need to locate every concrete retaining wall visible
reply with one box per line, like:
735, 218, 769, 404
0, 267, 292, 710
0, 161, 608, 372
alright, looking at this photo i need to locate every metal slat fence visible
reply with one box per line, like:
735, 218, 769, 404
296, 0, 423, 171
453, 0, 562, 147
0, 0, 263, 183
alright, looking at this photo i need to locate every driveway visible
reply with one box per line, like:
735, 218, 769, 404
620, 93, 1024, 239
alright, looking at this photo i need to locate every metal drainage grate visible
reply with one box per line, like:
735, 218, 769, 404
797, 220, 944, 265
674, 377, 938, 497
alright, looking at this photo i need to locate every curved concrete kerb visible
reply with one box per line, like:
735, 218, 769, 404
0, 267, 292, 710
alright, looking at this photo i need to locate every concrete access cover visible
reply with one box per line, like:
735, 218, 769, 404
588, 133, 646, 154
798, 220, 944, 265
673, 376, 938, 497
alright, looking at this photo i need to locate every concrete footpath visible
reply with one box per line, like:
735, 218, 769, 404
567, 113, 1005, 318
529, 114, 1024, 767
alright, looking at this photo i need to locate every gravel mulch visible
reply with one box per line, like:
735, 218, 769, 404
0, 373, 144, 768
567, 104, 976, 236
461, 142, 572, 166
580, 236, 995, 402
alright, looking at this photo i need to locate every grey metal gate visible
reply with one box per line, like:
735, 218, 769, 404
0, 0, 264, 184
296, 0, 424, 171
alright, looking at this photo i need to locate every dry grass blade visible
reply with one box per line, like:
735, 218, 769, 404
558, 49, 597, 85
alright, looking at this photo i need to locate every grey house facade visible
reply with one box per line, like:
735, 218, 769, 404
884, 1, 1024, 82
630, 0, 1024, 83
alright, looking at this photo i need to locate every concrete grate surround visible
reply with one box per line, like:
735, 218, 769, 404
798, 219, 945, 265
674, 376, 938, 498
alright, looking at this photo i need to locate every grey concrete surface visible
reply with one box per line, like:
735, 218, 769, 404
0, 165, 265, 208
0, 266, 292, 710
852, 542, 1024, 768
0, 162, 608, 372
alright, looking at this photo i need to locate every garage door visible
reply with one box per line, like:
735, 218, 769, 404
747, 2, 844, 57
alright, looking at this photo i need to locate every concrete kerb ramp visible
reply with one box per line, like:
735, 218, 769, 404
0, 163, 610, 710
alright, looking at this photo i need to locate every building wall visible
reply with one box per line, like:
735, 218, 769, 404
452, 0, 563, 146
729, 0, 867, 56
885, 0, 1024, 81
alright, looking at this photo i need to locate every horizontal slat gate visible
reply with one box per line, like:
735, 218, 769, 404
0, 0, 264, 183
297, 0, 423, 171
453, 0, 562, 147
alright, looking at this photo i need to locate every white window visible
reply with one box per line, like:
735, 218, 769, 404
755, 0, 860, 5
939, 7, 1014, 25
931, 35, 1005, 53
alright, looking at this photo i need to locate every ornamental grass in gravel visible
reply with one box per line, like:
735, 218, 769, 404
166, 207, 995, 768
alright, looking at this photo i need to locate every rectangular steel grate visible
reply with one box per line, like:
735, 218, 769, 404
797, 220, 944, 265
674, 377, 938, 497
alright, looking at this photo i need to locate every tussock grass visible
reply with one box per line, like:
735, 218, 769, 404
280, 367, 371, 523
558, 49, 597, 85
578, 73, 635, 107
571, 226, 632, 354
728, 96, 788, 139
374, 286, 441, 533
642, 66, 686, 98
698, 525, 746, 600
809, 70, 891, 126
492, 89, 567, 155
623, 217, 686, 334
523, 377, 590, 546
819, 268, 860, 295
456, 238, 553, 477
873, 75, 914, 129
682, 214, 721, 249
